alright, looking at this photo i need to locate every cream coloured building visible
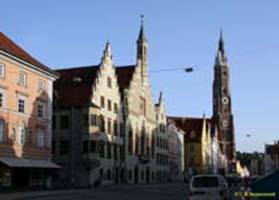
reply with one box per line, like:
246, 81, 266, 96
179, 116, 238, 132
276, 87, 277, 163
53, 24, 168, 187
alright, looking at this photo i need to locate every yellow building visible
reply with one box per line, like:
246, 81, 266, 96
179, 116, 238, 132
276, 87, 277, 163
168, 115, 214, 174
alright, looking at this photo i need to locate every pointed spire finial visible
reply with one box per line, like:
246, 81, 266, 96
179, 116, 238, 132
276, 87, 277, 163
159, 91, 163, 103
103, 41, 112, 59
218, 27, 225, 55
141, 14, 144, 26
138, 14, 146, 41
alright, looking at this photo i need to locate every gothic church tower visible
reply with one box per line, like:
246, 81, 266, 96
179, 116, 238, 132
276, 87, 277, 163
213, 30, 235, 166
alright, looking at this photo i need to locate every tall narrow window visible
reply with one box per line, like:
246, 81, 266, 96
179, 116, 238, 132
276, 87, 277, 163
18, 99, 25, 113
0, 93, 3, 108
99, 115, 105, 132
140, 97, 146, 116
19, 127, 26, 145
37, 79, 45, 92
37, 129, 44, 148
114, 103, 118, 114
90, 114, 97, 126
37, 104, 44, 117
107, 119, 111, 134
100, 96, 105, 108
0, 64, 5, 78
0, 119, 5, 143
18, 71, 27, 86
107, 99, 112, 111
107, 142, 112, 159
107, 77, 112, 88
113, 120, 118, 136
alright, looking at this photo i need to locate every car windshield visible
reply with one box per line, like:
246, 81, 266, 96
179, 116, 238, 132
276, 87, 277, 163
193, 176, 219, 188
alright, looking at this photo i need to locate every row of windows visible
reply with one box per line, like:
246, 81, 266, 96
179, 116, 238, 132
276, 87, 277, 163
156, 137, 168, 150
54, 115, 123, 137
156, 153, 169, 166
54, 140, 124, 160
100, 96, 118, 113
0, 119, 46, 147
0, 91, 46, 117
0, 63, 46, 92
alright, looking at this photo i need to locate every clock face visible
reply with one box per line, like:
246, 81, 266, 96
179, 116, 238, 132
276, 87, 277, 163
222, 97, 229, 105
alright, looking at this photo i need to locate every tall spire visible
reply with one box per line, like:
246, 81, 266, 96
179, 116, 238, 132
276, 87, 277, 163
218, 28, 225, 55
215, 28, 227, 64
138, 14, 147, 42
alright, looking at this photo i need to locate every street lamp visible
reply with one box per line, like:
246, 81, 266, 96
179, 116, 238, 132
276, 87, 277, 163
149, 66, 196, 73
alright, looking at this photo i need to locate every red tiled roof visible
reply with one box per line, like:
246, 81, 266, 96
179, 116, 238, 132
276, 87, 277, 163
168, 116, 211, 142
115, 65, 135, 91
54, 66, 100, 107
0, 32, 57, 76
54, 64, 136, 107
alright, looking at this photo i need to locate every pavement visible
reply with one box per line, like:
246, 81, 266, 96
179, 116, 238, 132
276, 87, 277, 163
0, 183, 188, 200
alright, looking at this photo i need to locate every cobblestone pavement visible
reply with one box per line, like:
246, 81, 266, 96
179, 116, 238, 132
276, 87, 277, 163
0, 182, 188, 200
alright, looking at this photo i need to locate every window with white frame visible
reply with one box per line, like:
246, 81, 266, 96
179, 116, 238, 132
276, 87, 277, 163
19, 127, 26, 145
18, 71, 27, 86
38, 79, 45, 92
18, 98, 25, 113
0, 119, 5, 143
0, 64, 5, 78
37, 128, 44, 148
37, 103, 44, 117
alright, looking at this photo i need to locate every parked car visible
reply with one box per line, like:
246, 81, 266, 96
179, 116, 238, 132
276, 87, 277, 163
189, 174, 229, 200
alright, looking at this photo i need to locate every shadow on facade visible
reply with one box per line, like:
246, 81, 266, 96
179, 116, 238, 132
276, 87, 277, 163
0, 90, 59, 189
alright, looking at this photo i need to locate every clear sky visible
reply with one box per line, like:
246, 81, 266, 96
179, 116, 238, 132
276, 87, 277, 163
1, 0, 279, 153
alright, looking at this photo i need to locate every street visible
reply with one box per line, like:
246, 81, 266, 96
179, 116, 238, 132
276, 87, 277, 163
0, 183, 187, 200
0, 182, 241, 200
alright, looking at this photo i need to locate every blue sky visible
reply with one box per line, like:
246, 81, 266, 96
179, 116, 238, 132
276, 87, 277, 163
2, 0, 279, 152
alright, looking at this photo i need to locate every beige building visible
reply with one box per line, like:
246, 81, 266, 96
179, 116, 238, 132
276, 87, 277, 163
0, 32, 59, 188
53, 24, 168, 187
53, 43, 124, 187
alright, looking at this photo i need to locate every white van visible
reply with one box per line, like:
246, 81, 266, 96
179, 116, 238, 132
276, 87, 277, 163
189, 174, 229, 200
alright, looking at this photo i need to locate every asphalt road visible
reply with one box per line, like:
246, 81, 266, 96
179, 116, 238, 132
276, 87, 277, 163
0, 183, 188, 200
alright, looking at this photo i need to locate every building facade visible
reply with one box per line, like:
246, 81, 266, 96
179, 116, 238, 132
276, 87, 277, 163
168, 115, 214, 174
53, 24, 169, 187
167, 118, 185, 181
0, 33, 59, 188
53, 44, 124, 187
264, 141, 279, 174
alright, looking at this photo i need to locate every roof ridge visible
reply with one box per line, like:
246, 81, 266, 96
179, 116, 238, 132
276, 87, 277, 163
0, 32, 45, 67
55, 65, 100, 71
